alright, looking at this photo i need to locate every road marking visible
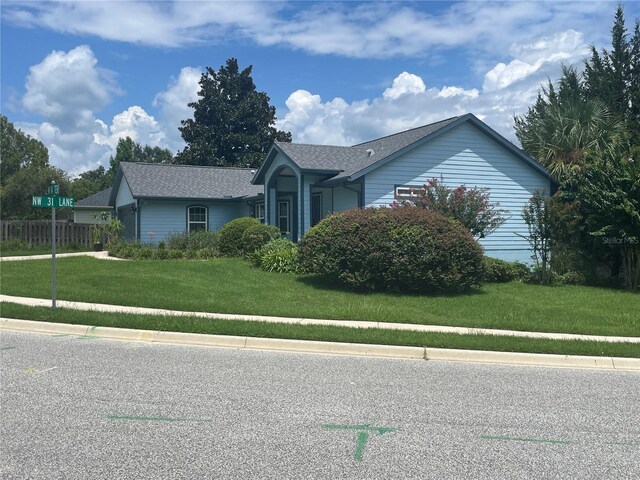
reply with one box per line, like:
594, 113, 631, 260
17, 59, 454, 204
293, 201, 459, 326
23, 367, 38, 374
77, 336, 98, 340
0, 345, 16, 350
324, 424, 396, 461
35, 366, 58, 375
481, 435, 569, 445
51, 334, 70, 337
107, 414, 212, 423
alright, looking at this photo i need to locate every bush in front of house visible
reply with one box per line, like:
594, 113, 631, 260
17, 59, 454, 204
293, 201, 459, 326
482, 257, 531, 283
299, 207, 484, 293
108, 239, 219, 260
219, 217, 263, 257
252, 238, 301, 273
241, 223, 281, 257
167, 231, 219, 253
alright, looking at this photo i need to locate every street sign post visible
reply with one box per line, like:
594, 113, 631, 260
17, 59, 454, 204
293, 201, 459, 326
32, 182, 75, 310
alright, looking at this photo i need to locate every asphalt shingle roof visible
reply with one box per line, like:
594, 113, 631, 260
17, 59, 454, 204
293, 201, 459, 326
75, 187, 112, 207
120, 163, 263, 199
273, 116, 461, 182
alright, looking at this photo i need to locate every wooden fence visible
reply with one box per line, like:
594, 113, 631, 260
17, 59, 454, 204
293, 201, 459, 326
1, 220, 93, 247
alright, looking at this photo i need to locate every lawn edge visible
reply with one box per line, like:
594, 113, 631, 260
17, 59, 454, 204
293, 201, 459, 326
2, 317, 638, 371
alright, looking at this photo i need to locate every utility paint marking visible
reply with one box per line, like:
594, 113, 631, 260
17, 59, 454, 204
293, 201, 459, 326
324, 424, 396, 461
481, 435, 569, 445
51, 334, 70, 337
23, 367, 38, 374
0, 346, 17, 350
76, 336, 98, 340
107, 414, 212, 423
35, 367, 58, 375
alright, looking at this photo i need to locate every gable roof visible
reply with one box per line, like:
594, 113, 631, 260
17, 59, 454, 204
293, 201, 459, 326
75, 187, 112, 208
110, 163, 262, 203
253, 114, 553, 185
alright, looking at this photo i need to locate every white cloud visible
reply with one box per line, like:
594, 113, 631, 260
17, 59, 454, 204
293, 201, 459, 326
20, 45, 121, 174
279, 28, 589, 146
2, 1, 618, 59
383, 72, 426, 100
94, 106, 165, 150
152, 67, 202, 151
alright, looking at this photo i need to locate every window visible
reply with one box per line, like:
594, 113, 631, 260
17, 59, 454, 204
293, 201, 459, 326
394, 186, 421, 200
255, 203, 265, 223
278, 201, 289, 235
187, 206, 208, 232
311, 193, 322, 227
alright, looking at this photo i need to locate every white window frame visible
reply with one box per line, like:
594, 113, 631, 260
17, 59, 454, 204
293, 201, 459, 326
187, 205, 208, 233
278, 201, 290, 235
255, 203, 265, 223
394, 186, 421, 200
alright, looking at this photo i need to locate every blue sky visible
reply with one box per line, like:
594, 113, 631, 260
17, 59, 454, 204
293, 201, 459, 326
1, 1, 638, 175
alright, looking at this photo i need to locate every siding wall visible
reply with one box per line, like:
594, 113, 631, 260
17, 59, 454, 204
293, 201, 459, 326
139, 200, 249, 243
333, 185, 360, 213
364, 122, 550, 263
74, 208, 113, 224
115, 179, 134, 208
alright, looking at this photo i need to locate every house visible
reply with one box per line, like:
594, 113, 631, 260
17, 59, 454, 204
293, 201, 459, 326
73, 187, 114, 224
110, 114, 553, 262
109, 163, 261, 242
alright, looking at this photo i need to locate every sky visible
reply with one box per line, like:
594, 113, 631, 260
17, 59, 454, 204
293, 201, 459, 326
2, 0, 639, 176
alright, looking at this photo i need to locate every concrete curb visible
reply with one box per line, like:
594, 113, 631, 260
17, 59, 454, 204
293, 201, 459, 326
2, 317, 638, 371
0, 251, 125, 261
2, 294, 638, 344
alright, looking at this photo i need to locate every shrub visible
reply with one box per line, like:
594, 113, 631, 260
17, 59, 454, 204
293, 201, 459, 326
558, 271, 586, 285
299, 207, 484, 293
520, 190, 554, 284
482, 257, 530, 283
253, 239, 300, 273
167, 231, 218, 253
219, 217, 262, 257
242, 223, 280, 256
392, 177, 507, 239
0, 239, 29, 251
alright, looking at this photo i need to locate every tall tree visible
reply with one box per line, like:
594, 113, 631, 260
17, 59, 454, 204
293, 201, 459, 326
0, 114, 49, 186
108, 136, 173, 175
175, 58, 291, 167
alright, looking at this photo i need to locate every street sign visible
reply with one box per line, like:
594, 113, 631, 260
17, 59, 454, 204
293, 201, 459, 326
48, 183, 59, 195
32, 195, 75, 208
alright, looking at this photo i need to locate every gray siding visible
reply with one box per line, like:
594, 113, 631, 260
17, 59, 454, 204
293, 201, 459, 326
364, 122, 550, 263
139, 200, 249, 243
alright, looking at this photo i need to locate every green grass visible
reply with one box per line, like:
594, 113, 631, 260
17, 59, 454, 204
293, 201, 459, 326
0, 257, 638, 337
2, 303, 638, 358
1, 245, 91, 257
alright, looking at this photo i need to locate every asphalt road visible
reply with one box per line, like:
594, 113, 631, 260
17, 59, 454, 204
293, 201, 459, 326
1, 330, 638, 479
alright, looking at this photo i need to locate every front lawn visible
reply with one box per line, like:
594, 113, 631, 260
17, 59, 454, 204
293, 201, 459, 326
0, 257, 638, 337
3, 303, 638, 358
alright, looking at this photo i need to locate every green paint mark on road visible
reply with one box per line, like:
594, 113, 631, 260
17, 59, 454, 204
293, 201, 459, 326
107, 414, 212, 423
324, 424, 396, 461
76, 336, 98, 340
0, 346, 16, 350
51, 334, 70, 337
481, 435, 569, 445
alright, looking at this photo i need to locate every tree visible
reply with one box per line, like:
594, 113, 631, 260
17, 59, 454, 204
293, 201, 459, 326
0, 115, 71, 219
108, 136, 173, 175
175, 58, 291, 167
520, 191, 554, 285
0, 114, 49, 187
515, 97, 627, 179
571, 156, 640, 291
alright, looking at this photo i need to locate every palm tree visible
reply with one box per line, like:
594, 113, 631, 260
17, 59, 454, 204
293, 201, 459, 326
517, 98, 628, 180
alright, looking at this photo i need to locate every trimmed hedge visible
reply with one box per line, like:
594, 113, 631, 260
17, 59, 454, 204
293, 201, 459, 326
252, 239, 300, 273
218, 217, 262, 257
299, 208, 484, 292
241, 223, 280, 256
